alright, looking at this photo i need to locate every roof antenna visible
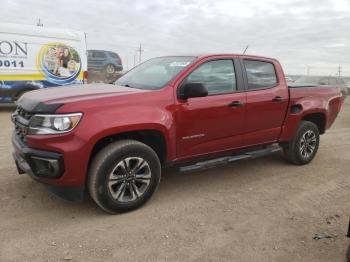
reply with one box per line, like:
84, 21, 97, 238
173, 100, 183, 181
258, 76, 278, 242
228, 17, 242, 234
243, 45, 249, 54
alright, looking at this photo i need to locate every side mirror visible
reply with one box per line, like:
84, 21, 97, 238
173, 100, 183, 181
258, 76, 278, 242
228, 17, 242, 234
178, 82, 208, 100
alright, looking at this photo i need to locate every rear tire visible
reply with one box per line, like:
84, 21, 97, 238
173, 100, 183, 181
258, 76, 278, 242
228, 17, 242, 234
88, 140, 161, 214
283, 121, 320, 165
347, 244, 350, 262
104, 64, 116, 75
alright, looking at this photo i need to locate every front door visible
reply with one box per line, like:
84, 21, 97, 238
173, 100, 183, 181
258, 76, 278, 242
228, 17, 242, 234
175, 59, 246, 159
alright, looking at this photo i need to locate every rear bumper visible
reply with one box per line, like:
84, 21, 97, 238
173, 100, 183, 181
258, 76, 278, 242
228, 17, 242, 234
12, 133, 84, 201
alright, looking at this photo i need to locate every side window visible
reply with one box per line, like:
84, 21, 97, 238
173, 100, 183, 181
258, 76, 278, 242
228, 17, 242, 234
186, 60, 236, 95
109, 52, 119, 59
93, 51, 106, 58
244, 60, 277, 90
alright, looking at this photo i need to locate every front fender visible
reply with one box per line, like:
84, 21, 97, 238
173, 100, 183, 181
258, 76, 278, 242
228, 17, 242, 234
78, 105, 176, 161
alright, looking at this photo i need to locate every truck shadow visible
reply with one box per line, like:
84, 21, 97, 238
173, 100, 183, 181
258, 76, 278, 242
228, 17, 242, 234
19, 153, 287, 220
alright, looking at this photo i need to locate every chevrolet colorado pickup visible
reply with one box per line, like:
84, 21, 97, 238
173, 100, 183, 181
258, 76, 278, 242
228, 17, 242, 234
11, 54, 342, 213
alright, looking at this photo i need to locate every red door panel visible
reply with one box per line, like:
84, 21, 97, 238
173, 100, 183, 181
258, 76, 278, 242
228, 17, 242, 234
176, 93, 246, 158
242, 59, 289, 146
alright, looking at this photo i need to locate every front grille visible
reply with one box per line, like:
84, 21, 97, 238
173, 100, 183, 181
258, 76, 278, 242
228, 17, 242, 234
13, 106, 33, 142
16, 106, 33, 120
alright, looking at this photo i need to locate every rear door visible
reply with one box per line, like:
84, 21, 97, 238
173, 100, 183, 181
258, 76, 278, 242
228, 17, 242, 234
242, 58, 289, 146
88, 51, 106, 70
176, 58, 246, 158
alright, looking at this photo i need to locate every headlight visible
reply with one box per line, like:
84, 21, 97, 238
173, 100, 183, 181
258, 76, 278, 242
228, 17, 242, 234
28, 113, 82, 135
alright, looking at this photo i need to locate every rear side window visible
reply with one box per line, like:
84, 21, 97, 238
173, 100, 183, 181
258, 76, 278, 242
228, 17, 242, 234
93, 51, 106, 58
186, 60, 236, 95
244, 60, 277, 90
109, 52, 120, 59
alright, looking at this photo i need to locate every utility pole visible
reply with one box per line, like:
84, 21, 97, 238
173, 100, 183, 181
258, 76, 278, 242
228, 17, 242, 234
136, 44, 144, 64
37, 18, 43, 27
133, 52, 137, 67
306, 65, 311, 76
337, 64, 342, 78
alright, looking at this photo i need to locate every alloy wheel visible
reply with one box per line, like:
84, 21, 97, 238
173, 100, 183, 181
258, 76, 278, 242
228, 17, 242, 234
299, 130, 317, 158
108, 157, 151, 202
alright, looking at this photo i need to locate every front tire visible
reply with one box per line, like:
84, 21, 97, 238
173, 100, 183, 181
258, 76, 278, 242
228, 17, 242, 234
283, 121, 320, 165
88, 140, 161, 214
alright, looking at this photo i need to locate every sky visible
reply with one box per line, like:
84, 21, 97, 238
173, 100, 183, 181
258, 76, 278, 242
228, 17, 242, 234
1, 0, 350, 75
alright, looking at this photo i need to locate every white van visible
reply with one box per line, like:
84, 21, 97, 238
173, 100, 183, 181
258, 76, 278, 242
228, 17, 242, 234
0, 23, 87, 103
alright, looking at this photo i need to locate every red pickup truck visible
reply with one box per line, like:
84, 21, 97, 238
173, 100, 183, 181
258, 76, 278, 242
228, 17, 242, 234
11, 54, 342, 213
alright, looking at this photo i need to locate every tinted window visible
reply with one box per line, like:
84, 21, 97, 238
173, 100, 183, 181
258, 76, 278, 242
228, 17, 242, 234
186, 60, 236, 95
94, 51, 106, 58
244, 60, 277, 90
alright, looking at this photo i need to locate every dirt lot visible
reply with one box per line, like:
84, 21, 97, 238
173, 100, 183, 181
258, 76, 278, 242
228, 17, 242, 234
0, 101, 349, 262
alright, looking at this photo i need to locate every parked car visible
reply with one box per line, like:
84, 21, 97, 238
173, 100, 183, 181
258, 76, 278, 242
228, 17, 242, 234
11, 54, 342, 213
0, 80, 44, 103
291, 76, 348, 102
87, 50, 123, 75
0, 22, 88, 103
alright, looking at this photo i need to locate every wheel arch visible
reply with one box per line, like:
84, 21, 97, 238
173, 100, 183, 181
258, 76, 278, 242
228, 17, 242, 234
89, 129, 168, 168
302, 112, 326, 134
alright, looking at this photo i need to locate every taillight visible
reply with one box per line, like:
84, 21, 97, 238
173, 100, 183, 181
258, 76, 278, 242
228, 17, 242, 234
83, 71, 88, 84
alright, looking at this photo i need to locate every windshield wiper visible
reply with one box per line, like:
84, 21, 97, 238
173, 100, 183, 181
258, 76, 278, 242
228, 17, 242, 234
115, 83, 133, 88
122, 84, 145, 90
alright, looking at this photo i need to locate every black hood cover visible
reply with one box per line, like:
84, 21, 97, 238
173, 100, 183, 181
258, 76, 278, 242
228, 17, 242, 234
16, 97, 63, 113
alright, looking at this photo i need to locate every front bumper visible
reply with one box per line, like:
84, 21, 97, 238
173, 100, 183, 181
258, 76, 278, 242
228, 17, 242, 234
12, 133, 64, 178
12, 133, 84, 201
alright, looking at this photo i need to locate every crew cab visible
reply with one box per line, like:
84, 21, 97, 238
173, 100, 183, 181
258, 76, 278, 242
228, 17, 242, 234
11, 54, 342, 213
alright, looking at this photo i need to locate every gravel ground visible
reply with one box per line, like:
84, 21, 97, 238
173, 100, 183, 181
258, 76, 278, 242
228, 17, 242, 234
0, 100, 349, 262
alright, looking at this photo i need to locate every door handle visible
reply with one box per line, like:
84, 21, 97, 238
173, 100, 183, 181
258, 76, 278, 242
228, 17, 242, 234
227, 101, 244, 107
272, 96, 283, 102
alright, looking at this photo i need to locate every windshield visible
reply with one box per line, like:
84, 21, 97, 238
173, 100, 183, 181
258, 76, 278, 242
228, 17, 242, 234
115, 56, 195, 90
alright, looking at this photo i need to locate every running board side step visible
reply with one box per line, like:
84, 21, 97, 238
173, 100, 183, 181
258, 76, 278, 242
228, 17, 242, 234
179, 145, 282, 172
